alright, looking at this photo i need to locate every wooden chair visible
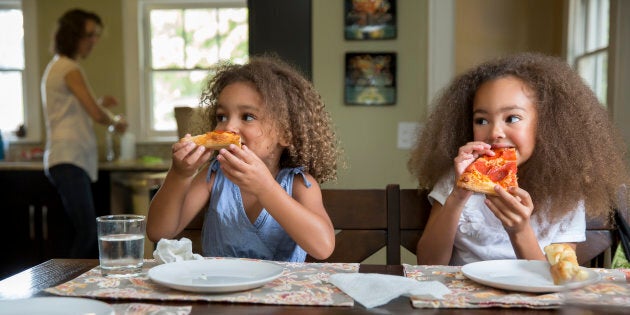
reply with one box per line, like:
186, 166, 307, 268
577, 215, 615, 267
387, 185, 429, 260
306, 186, 399, 264
175, 186, 400, 264
389, 184, 616, 267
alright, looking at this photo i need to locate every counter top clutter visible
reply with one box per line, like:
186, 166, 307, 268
0, 158, 170, 172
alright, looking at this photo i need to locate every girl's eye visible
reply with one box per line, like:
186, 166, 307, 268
216, 114, 227, 122
506, 115, 521, 123
243, 114, 255, 121
474, 117, 488, 125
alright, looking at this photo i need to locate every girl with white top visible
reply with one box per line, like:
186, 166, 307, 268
408, 53, 630, 265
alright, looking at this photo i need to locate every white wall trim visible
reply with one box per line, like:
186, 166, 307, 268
427, 0, 454, 109
122, 0, 142, 141
22, 0, 40, 142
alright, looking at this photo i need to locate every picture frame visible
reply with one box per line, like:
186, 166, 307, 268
344, 0, 397, 40
344, 52, 396, 106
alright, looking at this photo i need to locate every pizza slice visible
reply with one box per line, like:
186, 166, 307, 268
456, 147, 518, 196
180, 131, 241, 150
544, 243, 588, 285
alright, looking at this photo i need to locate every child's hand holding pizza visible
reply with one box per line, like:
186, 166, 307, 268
171, 133, 214, 177
485, 185, 534, 233
455, 144, 533, 231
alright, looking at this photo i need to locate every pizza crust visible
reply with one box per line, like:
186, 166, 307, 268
180, 131, 241, 150
544, 243, 588, 285
457, 173, 499, 195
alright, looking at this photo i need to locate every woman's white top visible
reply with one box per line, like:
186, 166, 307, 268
41, 55, 98, 182
429, 170, 586, 266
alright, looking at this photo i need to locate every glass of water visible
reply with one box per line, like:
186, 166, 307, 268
96, 214, 146, 277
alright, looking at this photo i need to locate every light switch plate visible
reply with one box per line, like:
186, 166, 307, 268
397, 122, 422, 149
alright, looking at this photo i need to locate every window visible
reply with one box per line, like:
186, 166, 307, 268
124, 0, 248, 142
567, 0, 609, 106
0, 0, 39, 142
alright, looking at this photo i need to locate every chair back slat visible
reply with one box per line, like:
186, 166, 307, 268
308, 188, 398, 264
396, 187, 431, 255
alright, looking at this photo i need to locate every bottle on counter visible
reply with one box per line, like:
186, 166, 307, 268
106, 124, 115, 162
119, 132, 136, 161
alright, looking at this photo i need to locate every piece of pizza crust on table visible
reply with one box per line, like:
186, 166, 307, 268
544, 243, 588, 285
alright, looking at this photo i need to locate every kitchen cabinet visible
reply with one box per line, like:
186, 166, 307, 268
0, 170, 111, 280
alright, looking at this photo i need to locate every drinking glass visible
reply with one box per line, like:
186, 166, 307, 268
560, 279, 630, 314
96, 214, 146, 277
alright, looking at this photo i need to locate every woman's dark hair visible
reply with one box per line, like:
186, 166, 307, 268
52, 9, 102, 56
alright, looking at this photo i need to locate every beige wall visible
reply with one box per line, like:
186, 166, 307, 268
31, 0, 566, 190
313, 0, 427, 190
455, 0, 564, 73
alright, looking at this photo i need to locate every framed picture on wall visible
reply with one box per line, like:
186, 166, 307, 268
345, 52, 396, 106
344, 0, 396, 40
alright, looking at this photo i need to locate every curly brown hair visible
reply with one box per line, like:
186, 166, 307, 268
196, 56, 340, 183
408, 52, 630, 223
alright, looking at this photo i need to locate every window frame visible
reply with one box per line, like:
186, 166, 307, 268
0, 0, 40, 143
566, 0, 610, 106
123, 0, 247, 143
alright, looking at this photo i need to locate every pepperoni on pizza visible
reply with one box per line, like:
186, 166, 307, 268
456, 147, 518, 195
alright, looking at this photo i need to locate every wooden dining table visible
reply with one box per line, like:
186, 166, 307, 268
0, 259, 571, 314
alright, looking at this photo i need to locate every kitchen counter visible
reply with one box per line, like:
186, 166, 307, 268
0, 160, 171, 172
0, 160, 171, 265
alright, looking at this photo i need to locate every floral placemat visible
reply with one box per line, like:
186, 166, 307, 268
112, 303, 191, 315
45, 258, 356, 307
404, 264, 630, 309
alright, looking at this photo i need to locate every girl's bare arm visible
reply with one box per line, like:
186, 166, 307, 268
417, 141, 492, 264
64, 69, 125, 129
486, 185, 545, 260
416, 188, 471, 265
146, 141, 213, 242
261, 177, 335, 260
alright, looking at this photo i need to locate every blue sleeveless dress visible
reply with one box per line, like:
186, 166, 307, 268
201, 159, 308, 262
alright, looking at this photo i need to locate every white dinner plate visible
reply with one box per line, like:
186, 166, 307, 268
0, 297, 114, 315
148, 259, 284, 293
461, 259, 601, 293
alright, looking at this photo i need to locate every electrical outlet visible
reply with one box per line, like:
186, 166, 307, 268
397, 122, 422, 149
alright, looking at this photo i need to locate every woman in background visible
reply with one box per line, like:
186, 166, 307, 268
41, 8, 127, 258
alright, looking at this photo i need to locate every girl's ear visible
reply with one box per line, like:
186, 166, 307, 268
278, 133, 290, 147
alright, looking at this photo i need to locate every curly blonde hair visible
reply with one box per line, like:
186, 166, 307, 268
408, 52, 630, 222
196, 56, 339, 183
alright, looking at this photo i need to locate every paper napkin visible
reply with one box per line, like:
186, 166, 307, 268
153, 238, 203, 264
328, 273, 451, 308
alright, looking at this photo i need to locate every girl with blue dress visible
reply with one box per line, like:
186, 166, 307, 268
147, 57, 340, 262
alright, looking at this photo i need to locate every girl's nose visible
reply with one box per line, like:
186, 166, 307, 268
224, 118, 239, 133
490, 124, 505, 139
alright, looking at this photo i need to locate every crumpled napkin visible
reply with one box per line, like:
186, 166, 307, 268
328, 273, 451, 308
153, 238, 203, 264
